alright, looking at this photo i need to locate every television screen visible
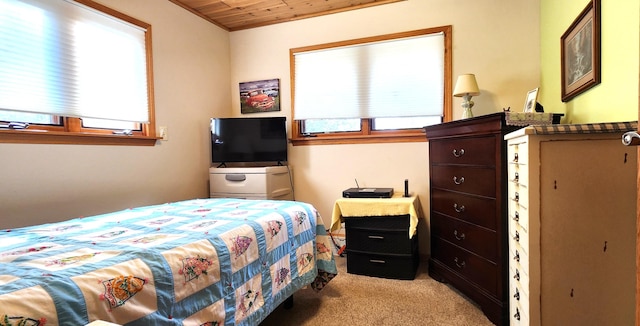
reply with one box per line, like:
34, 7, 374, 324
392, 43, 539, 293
210, 117, 287, 164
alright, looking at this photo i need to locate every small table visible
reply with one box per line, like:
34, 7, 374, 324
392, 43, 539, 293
330, 194, 422, 279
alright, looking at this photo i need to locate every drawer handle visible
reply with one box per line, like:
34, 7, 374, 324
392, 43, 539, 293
453, 203, 465, 213
454, 230, 466, 241
454, 257, 466, 268
513, 153, 519, 163
453, 176, 465, 185
369, 259, 386, 264
368, 235, 385, 240
513, 211, 520, 222
514, 172, 519, 183
514, 250, 520, 262
514, 288, 520, 301
514, 308, 521, 321
514, 192, 519, 202
452, 148, 465, 157
514, 269, 520, 281
513, 230, 519, 242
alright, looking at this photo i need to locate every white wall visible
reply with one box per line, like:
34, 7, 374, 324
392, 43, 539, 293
228, 0, 541, 255
0, 0, 230, 229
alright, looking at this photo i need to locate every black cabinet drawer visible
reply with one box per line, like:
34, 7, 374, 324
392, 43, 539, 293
431, 237, 498, 296
346, 226, 416, 255
347, 251, 419, 280
344, 215, 410, 230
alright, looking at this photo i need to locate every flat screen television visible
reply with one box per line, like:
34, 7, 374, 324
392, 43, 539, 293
210, 117, 288, 165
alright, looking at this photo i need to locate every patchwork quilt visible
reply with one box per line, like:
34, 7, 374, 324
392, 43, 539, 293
0, 198, 337, 325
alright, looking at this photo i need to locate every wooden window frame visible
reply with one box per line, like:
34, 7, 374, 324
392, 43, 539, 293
0, 0, 158, 146
290, 25, 452, 146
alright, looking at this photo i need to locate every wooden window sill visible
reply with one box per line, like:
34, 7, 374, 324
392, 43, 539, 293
290, 133, 426, 146
0, 129, 159, 146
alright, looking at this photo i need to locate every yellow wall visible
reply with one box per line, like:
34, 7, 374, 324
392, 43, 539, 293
0, 0, 231, 228
540, 0, 639, 123
229, 0, 541, 255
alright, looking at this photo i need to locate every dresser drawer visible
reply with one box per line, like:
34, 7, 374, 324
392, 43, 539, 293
345, 226, 416, 255
430, 136, 497, 165
431, 212, 497, 262
508, 165, 529, 188
431, 237, 498, 295
509, 220, 529, 256
431, 189, 497, 230
508, 186, 529, 210
510, 262, 529, 296
347, 251, 419, 280
509, 241, 529, 277
509, 291, 530, 325
431, 165, 496, 197
507, 142, 528, 165
509, 201, 529, 232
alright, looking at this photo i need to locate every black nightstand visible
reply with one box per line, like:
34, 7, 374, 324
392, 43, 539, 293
330, 194, 422, 280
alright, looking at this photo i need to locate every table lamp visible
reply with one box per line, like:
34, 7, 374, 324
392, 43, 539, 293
453, 74, 481, 119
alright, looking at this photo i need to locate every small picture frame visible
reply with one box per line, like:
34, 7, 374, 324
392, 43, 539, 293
560, 0, 601, 102
239, 78, 280, 114
524, 88, 539, 113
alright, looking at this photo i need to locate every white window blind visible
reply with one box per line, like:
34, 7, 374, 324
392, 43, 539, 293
0, 0, 150, 123
293, 32, 444, 120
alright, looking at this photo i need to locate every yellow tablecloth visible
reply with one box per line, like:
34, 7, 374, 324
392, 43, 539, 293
330, 193, 422, 238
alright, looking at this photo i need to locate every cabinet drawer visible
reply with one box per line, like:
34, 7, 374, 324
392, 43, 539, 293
431, 165, 496, 197
431, 213, 497, 262
431, 189, 497, 230
346, 226, 416, 255
507, 142, 528, 165
509, 201, 529, 232
510, 262, 529, 296
343, 215, 409, 231
509, 291, 530, 325
509, 242, 529, 277
509, 220, 529, 256
508, 186, 529, 210
431, 237, 498, 295
347, 251, 418, 280
508, 165, 529, 188
430, 136, 497, 165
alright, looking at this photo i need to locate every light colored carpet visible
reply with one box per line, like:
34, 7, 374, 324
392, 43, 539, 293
260, 256, 495, 326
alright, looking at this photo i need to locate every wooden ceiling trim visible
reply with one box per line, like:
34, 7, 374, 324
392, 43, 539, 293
170, 0, 405, 31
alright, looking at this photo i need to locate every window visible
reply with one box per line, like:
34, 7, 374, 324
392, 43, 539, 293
0, 0, 156, 145
290, 26, 452, 145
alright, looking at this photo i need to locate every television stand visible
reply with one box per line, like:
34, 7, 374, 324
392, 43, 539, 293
209, 166, 294, 200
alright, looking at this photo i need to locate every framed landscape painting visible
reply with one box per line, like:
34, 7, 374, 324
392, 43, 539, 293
560, 0, 601, 102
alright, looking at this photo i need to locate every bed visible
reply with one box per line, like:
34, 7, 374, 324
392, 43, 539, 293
0, 198, 337, 325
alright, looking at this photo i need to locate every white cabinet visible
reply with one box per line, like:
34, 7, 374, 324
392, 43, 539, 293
209, 166, 294, 200
505, 124, 636, 326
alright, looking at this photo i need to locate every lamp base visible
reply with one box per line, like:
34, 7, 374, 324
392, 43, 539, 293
461, 108, 474, 119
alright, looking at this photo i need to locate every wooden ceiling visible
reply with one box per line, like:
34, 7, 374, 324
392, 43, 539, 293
169, 0, 404, 31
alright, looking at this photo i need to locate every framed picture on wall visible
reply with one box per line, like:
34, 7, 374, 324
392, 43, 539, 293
524, 88, 539, 112
239, 78, 280, 114
560, 0, 601, 102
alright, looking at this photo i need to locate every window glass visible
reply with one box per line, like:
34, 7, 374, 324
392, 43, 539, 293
290, 26, 451, 145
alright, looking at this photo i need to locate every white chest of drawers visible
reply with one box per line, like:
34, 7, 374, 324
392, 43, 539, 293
505, 124, 636, 326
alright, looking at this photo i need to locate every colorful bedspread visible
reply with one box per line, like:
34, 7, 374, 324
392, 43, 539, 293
0, 198, 337, 325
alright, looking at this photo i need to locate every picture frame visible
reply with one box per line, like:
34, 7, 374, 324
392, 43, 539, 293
524, 88, 539, 112
560, 0, 601, 102
239, 78, 280, 114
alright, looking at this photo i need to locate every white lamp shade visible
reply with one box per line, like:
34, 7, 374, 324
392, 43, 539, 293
453, 74, 480, 97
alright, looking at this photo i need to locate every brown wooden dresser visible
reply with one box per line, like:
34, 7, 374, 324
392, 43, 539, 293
424, 112, 519, 325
